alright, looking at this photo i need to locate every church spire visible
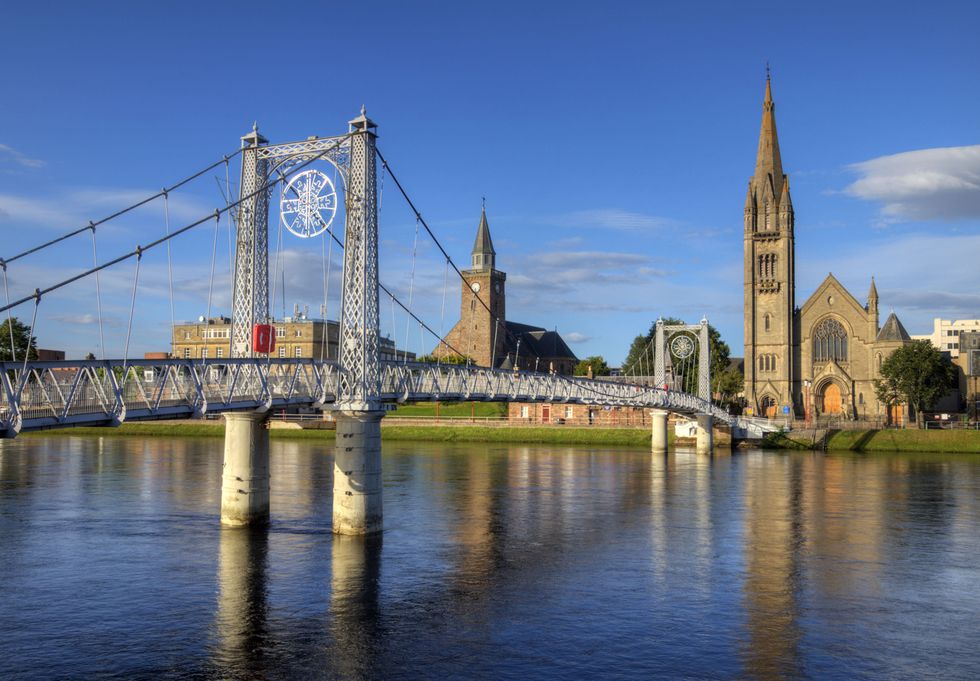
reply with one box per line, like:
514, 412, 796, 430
867, 277, 879, 306
471, 202, 495, 271
754, 73, 784, 200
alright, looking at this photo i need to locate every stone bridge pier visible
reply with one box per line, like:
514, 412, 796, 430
220, 412, 271, 526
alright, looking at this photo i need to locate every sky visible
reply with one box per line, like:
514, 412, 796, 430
1, 0, 978, 364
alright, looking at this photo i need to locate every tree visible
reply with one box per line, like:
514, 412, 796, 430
874, 340, 956, 427
84, 352, 97, 361
714, 366, 744, 409
574, 355, 610, 377
620, 317, 732, 395
0, 317, 38, 362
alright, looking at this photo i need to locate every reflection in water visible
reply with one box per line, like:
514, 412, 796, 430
330, 534, 383, 681
1, 437, 979, 680
213, 527, 270, 678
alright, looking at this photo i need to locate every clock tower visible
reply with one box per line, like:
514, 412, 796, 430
456, 206, 507, 366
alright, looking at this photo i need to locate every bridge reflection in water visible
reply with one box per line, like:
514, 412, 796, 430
1, 437, 977, 679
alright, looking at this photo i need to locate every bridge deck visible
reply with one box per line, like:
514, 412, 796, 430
0, 359, 770, 438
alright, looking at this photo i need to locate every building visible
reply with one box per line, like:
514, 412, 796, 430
911, 318, 980, 358
172, 314, 412, 362
743, 76, 912, 422
433, 207, 578, 374
36, 349, 65, 361
954, 331, 980, 419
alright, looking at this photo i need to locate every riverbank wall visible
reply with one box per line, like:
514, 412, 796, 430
19, 420, 980, 453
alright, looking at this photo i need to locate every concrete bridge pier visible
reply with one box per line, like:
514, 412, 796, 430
696, 414, 714, 454
221, 412, 271, 527
332, 410, 384, 535
650, 409, 669, 453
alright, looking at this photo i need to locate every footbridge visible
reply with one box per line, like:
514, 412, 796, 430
0, 110, 775, 535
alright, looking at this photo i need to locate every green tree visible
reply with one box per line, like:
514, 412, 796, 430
0, 317, 38, 361
874, 340, 956, 427
620, 317, 732, 394
714, 365, 744, 408
574, 355, 610, 377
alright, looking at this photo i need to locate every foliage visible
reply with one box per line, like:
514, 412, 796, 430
873, 340, 956, 426
621, 317, 732, 394
714, 366, 744, 405
415, 353, 473, 365
574, 355, 611, 376
390, 401, 508, 418
0, 317, 38, 362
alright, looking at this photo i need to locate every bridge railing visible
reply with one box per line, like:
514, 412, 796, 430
1, 359, 339, 436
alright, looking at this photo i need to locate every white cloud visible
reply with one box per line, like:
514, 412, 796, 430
843, 145, 980, 222
0, 143, 45, 169
551, 209, 678, 232
564, 332, 591, 343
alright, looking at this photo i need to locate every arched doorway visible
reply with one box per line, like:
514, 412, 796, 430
760, 396, 777, 419
821, 383, 842, 415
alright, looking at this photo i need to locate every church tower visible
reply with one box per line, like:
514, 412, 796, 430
454, 205, 507, 367
744, 75, 796, 417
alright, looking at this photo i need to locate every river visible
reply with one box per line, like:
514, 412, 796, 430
0, 436, 978, 680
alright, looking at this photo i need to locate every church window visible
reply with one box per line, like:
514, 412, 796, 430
764, 314, 771, 332
470, 299, 476, 312
759, 356, 765, 372
764, 200, 771, 230
813, 317, 848, 362
859, 393, 864, 405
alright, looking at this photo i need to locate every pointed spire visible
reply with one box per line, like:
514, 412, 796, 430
754, 72, 784, 199
471, 202, 495, 270
867, 277, 879, 304
744, 180, 755, 211
780, 175, 793, 210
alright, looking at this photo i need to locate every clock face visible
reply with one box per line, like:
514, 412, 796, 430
471, 282, 481, 293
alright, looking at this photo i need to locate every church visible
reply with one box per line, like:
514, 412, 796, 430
433, 207, 578, 374
743, 76, 911, 422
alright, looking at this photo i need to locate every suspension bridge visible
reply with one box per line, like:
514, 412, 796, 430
0, 109, 775, 534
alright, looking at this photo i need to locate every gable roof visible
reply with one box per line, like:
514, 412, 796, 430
799, 272, 868, 320
501, 321, 577, 363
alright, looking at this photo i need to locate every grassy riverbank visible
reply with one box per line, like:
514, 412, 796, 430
762, 428, 980, 453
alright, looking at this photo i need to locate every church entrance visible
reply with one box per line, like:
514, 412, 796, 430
761, 396, 777, 419
822, 383, 842, 415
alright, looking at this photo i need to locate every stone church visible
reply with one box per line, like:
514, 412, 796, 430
743, 77, 911, 421
434, 207, 578, 374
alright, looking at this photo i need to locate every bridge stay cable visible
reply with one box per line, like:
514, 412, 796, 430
0, 148, 244, 268
0, 140, 344, 317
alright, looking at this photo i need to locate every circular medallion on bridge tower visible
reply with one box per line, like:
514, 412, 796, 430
670, 334, 695, 360
280, 169, 337, 238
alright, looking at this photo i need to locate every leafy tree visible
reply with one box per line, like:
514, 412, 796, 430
0, 317, 38, 362
620, 317, 732, 394
84, 352, 97, 361
714, 365, 744, 408
574, 355, 610, 377
874, 340, 956, 427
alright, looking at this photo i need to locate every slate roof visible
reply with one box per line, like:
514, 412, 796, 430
471, 208, 495, 257
501, 321, 577, 364
877, 312, 911, 342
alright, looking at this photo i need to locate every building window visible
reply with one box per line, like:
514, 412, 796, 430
295, 347, 302, 358
216, 348, 223, 359
279, 347, 286, 358
201, 348, 208, 359
565, 406, 574, 418
183, 348, 191, 359
876, 353, 882, 371
764, 313, 771, 332
520, 405, 529, 418
813, 317, 848, 362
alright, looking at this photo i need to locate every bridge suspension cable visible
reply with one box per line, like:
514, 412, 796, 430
0, 148, 244, 267
0, 139, 345, 316
376, 148, 527, 363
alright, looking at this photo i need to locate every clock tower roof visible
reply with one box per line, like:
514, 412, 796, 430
470, 203, 496, 271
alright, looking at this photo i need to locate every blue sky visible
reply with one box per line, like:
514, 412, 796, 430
1, 1, 978, 363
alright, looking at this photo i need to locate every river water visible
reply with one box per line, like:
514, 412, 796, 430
0, 436, 978, 680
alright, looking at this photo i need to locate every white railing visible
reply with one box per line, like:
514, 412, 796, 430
1, 359, 757, 437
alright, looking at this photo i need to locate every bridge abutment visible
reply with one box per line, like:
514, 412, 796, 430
332, 410, 384, 535
220, 412, 271, 527
650, 409, 669, 453
696, 414, 714, 454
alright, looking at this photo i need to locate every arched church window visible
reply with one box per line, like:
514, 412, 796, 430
813, 317, 848, 362
764, 314, 771, 332
764, 200, 771, 230
759, 355, 765, 372
770, 254, 777, 279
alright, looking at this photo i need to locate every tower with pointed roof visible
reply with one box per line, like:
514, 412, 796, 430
742, 75, 913, 422
744, 74, 796, 416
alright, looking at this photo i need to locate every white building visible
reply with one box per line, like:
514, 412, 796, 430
911, 318, 980, 358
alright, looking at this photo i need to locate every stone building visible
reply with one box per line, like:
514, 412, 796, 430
954, 331, 980, 419
434, 207, 577, 374
743, 77, 912, 421
172, 314, 411, 362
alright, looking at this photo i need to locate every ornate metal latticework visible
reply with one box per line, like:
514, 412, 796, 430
653, 318, 711, 402
280, 169, 338, 238
232, 128, 270, 357
337, 111, 380, 411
